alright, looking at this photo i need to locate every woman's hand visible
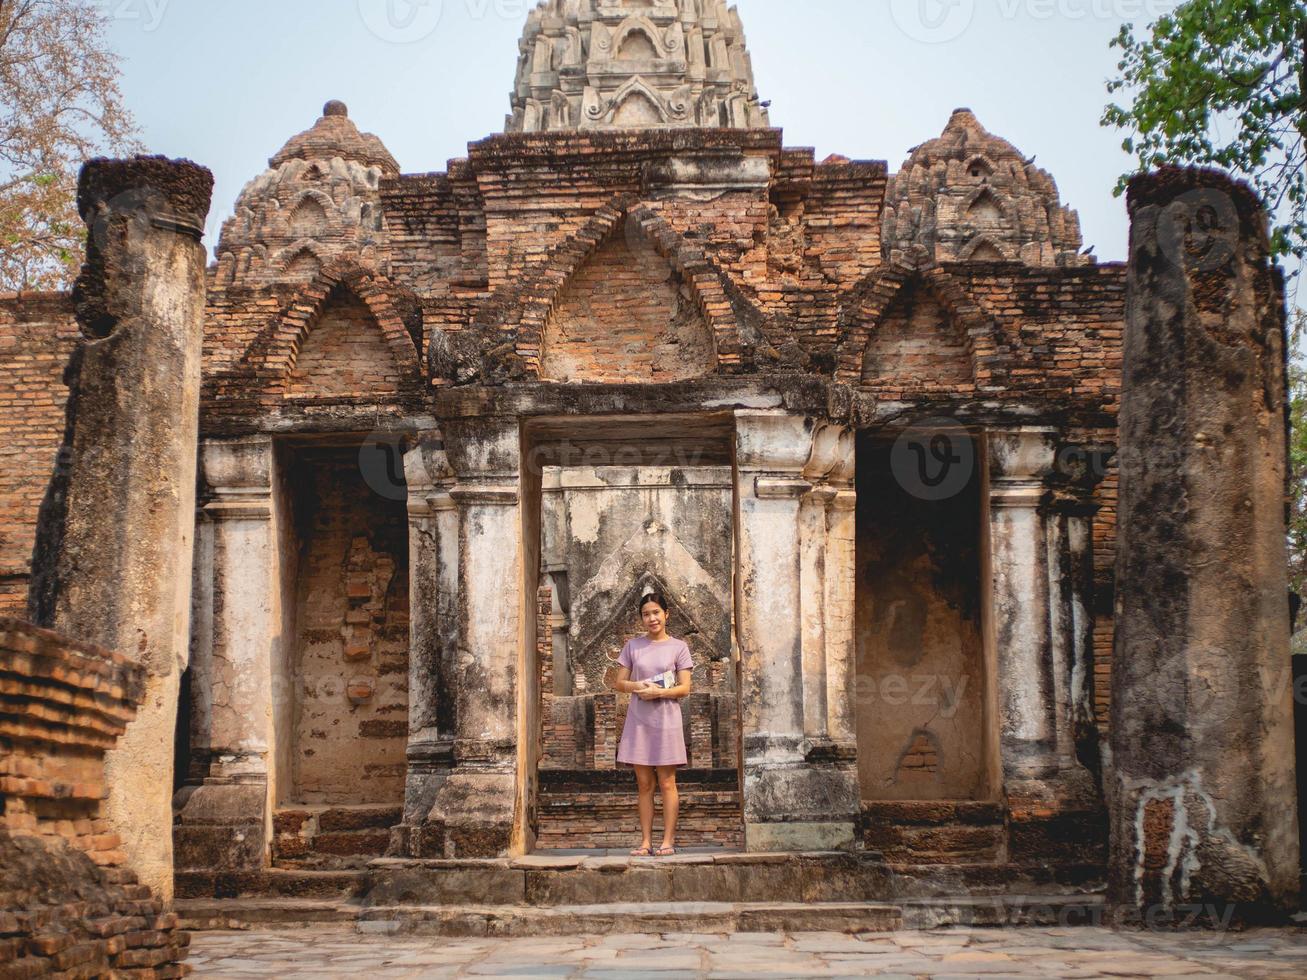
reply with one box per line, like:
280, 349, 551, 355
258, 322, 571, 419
635, 685, 664, 701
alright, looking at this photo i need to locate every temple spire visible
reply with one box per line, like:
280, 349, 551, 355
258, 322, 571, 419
506, 0, 769, 133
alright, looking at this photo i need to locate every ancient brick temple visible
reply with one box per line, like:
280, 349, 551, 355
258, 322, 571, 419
0, 0, 1299, 930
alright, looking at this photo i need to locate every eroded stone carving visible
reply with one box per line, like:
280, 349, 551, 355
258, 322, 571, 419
506, 0, 769, 132
882, 108, 1091, 268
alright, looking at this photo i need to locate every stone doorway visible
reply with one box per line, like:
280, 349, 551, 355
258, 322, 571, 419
275, 442, 410, 866
524, 416, 745, 852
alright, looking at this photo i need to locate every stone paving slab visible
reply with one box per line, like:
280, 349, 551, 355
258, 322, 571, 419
187, 925, 1307, 978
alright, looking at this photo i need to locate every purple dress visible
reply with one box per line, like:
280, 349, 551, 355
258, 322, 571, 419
616, 637, 694, 768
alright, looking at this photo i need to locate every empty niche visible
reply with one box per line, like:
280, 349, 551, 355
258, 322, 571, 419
861, 284, 972, 386
286, 287, 403, 398
540, 218, 716, 383
966, 240, 1007, 262
611, 90, 665, 127
615, 29, 659, 61
966, 190, 1004, 226
284, 249, 321, 281
289, 196, 329, 238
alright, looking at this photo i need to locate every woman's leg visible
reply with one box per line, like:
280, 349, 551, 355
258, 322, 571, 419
632, 765, 656, 853
656, 766, 680, 851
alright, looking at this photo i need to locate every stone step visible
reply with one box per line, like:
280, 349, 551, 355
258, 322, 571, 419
177, 852, 1107, 909
534, 788, 745, 850
859, 800, 1007, 863
177, 894, 1108, 938
273, 804, 402, 867
176, 868, 365, 901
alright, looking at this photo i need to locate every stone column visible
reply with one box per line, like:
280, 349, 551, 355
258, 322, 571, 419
735, 411, 858, 851
802, 423, 859, 759
398, 435, 456, 849
1110, 168, 1298, 918
174, 437, 293, 876
1048, 473, 1103, 774
988, 427, 1079, 796
425, 418, 524, 857
27, 157, 213, 899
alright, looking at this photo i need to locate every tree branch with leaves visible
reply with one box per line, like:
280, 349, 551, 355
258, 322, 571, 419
0, 0, 141, 291
1103, 0, 1305, 263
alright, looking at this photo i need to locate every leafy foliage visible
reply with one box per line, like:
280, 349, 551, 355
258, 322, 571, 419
1103, 0, 1306, 263
0, 0, 141, 291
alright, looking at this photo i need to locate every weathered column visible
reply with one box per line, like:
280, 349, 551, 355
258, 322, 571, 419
27, 157, 213, 899
735, 410, 858, 851
425, 418, 524, 857
801, 423, 859, 760
398, 435, 456, 851
1110, 168, 1298, 919
1048, 470, 1103, 774
174, 437, 293, 876
988, 427, 1082, 796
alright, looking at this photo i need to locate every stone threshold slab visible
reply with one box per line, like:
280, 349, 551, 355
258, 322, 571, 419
178, 895, 1109, 938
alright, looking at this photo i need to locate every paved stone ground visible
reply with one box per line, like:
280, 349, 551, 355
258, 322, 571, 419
189, 926, 1307, 978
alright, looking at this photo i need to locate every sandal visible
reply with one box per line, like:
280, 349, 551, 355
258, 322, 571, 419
655, 846, 677, 857
630, 846, 654, 856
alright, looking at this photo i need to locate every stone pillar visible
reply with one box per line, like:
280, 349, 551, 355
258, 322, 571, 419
425, 418, 524, 857
1048, 472, 1103, 774
988, 427, 1088, 797
735, 411, 858, 851
27, 157, 213, 899
801, 423, 859, 759
398, 435, 456, 849
1110, 168, 1298, 918
174, 437, 293, 876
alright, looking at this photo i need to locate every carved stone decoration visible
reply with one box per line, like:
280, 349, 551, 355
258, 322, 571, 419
506, 0, 769, 133
882, 108, 1091, 268
214, 101, 400, 288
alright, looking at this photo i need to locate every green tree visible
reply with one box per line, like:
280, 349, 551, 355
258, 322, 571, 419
1103, 0, 1305, 262
0, 0, 140, 291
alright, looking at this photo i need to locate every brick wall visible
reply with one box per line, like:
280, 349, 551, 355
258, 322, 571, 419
286, 289, 405, 398
288, 447, 409, 806
541, 221, 716, 383
0, 295, 79, 617
0, 618, 190, 977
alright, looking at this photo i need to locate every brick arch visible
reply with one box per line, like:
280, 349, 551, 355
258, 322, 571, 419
474, 194, 763, 379
835, 265, 997, 386
958, 235, 1014, 262
244, 261, 421, 393
282, 188, 342, 237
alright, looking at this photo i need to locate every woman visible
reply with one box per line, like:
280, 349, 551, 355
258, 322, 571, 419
612, 592, 693, 857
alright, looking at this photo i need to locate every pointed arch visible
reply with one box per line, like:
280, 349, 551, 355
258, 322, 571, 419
959, 235, 1014, 262
608, 16, 669, 61
472, 194, 770, 380
244, 261, 420, 394
274, 238, 331, 275
835, 265, 997, 387
605, 77, 670, 127
964, 187, 1007, 226
963, 154, 996, 180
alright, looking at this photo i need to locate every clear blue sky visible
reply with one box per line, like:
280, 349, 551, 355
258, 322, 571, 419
103, 0, 1303, 300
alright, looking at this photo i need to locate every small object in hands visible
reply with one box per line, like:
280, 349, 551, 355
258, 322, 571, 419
650, 669, 677, 689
